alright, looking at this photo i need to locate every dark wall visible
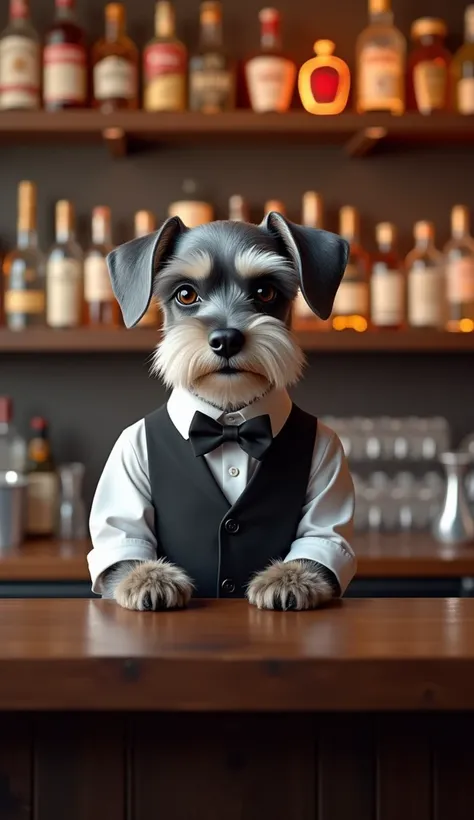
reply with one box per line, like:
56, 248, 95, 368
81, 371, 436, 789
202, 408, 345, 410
1, 0, 473, 507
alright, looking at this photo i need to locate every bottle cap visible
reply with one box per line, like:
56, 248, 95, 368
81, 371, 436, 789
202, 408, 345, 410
451, 205, 470, 237
259, 8, 280, 34
0, 398, 12, 425
376, 222, 396, 245
200, 1, 222, 25
313, 39, 335, 56
466, 5, 474, 30
18, 181, 36, 233
30, 416, 47, 432
155, 1, 175, 37
414, 220, 434, 241
339, 206, 359, 240
411, 17, 447, 40
134, 210, 156, 239
369, 0, 390, 15
302, 192, 323, 228
56, 200, 75, 233
105, 3, 126, 22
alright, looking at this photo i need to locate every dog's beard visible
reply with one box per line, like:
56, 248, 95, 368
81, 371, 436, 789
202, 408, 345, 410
152, 315, 305, 410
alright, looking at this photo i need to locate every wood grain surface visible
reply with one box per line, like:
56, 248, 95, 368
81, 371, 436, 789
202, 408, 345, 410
0, 598, 474, 710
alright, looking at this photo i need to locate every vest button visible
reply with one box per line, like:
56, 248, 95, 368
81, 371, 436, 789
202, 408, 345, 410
222, 578, 236, 593
224, 518, 240, 534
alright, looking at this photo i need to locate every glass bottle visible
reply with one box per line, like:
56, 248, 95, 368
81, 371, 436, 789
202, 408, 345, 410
169, 180, 214, 226
228, 195, 250, 222
189, 0, 235, 113
293, 192, 324, 322
0, 397, 27, 473
3, 181, 46, 331
92, 3, 139, 113
25, 416, 58, 538
444, 205, 474, 333
43, 0, 87, 111
406, 221, 445, 330
452, 5, 474, 115
135, 211, 161, 329
356, 0, 405, 115
84, 207, 119, 327
58, 463, 86, 540
332, 206, 370, 332
0, 0, 40, 110
46, 200, 83, 330
371, 222, 405, 330
245, 8, 296, 113
408, 18, 451, 114
143, 0, 187, 112
298, 39, 350, 115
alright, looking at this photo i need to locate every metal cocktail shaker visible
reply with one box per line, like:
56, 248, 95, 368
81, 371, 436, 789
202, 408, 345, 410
432, 452, 474, 545
0, 471, 26, 551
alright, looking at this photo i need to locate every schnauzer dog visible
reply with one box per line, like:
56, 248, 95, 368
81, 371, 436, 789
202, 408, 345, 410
94, 211, 353, 611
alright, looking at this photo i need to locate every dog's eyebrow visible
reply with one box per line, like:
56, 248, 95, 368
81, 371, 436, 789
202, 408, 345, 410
161, 250, 213, 281
235, 248, 294, 279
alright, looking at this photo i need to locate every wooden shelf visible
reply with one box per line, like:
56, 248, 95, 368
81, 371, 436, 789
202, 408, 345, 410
1, 326, 474, 353
0, 111, 473, 157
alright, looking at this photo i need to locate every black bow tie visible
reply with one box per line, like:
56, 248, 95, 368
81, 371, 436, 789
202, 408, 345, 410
189, 411, 273, 461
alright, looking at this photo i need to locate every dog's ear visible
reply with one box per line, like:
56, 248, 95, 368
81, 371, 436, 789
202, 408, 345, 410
259, 211, 349, 320
107, 216, 187, 328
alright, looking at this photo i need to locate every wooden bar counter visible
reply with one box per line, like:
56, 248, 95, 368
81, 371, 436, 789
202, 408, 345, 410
1, 597, 474, 819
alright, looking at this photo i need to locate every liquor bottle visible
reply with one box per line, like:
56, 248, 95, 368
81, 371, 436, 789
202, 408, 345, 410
332, 207, 370, 332
3, 181, 46, 331
408, 18, 451, 114
245, 8, 296, 113
189, 1, 235, 113
46, 201, 83, 330
0, 397, 27, 473
229, 195, 250, 222
43, 0, 87, 111
371, 222, 405, 329
264, 199, 286, 215
0, 0, 40, 110
84, 207, 119, 327
143, 0, 187, 112
169, 180, 214, 227
444, 206, 474, 333
452, 5, 474, 115
298, 39, 351, 115
356, 0, 405, 115
92, 3, 139, 112
406, 221, 445, 330
26, 416, 58, 537
135, 211, 161, 329
294, 193, 324, 322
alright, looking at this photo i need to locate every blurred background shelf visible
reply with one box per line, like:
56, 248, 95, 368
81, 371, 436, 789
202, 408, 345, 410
2, 327, 474, 353
0, 111, 473, 157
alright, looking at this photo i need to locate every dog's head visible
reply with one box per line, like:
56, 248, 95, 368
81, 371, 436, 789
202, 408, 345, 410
108, 214, 348, 410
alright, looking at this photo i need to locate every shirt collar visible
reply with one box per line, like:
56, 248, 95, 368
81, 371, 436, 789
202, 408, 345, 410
167, 387, 292, 441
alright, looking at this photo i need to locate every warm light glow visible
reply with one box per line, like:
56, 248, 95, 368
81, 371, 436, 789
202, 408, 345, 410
459, 318, 474, 333
332, 315, 368, 332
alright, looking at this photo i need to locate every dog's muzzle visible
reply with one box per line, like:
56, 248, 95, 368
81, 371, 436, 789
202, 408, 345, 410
208, 328, 245, 359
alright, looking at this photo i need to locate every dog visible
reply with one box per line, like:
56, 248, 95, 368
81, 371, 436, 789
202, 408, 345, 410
87, 211, 356, 611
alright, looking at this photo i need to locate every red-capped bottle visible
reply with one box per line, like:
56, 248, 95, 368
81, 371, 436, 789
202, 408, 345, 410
43, 0, 87, 111
245, 8, 296, 113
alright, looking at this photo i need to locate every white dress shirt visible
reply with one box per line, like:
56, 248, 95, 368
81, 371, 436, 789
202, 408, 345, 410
88, 387, 356, 595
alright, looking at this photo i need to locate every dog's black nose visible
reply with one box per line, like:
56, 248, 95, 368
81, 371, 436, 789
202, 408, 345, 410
209, 328, 245, 358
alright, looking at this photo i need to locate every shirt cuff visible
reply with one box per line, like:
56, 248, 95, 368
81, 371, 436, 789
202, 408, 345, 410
284, 538, 357, 596
87, 540, 157, 594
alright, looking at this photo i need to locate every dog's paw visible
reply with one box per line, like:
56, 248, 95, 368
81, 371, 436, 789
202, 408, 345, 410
114, 559, 193, 611
247, 560, 334, 611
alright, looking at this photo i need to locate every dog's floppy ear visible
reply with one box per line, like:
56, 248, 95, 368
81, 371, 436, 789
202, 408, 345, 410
107, 216, 187, 328
259, 211, 349, 320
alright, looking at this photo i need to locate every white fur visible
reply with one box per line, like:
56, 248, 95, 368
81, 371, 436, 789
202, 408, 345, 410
152, 315, 305, 410
161, 250, 213, 281
234, 248, 295, 279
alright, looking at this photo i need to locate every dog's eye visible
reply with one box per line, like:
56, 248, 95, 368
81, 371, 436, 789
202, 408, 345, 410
175, 286, 200, 306
253, 284, 277, 304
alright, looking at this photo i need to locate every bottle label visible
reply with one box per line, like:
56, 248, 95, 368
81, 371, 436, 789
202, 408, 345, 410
408, 267, 445, 327
447, 258, 474, 304
413, 61, 447, 113
333, 276, 369, 317
245, 56, 296, 112
458, 77, 474, 114
359, 46, 403, 110
5, 289, 45, 314
43, 43, 87, 104
190, 68, 233, 113
26, 472, 58, 535
94, 56, 136, 101
144, 43, 186, 111
0, 36, 40, 109
46, 258, 83, 327
84, 255, 115, 302
371, 270, 405, 326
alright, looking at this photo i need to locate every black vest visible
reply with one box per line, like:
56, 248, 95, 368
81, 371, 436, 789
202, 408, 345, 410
144, 403, 317, 598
